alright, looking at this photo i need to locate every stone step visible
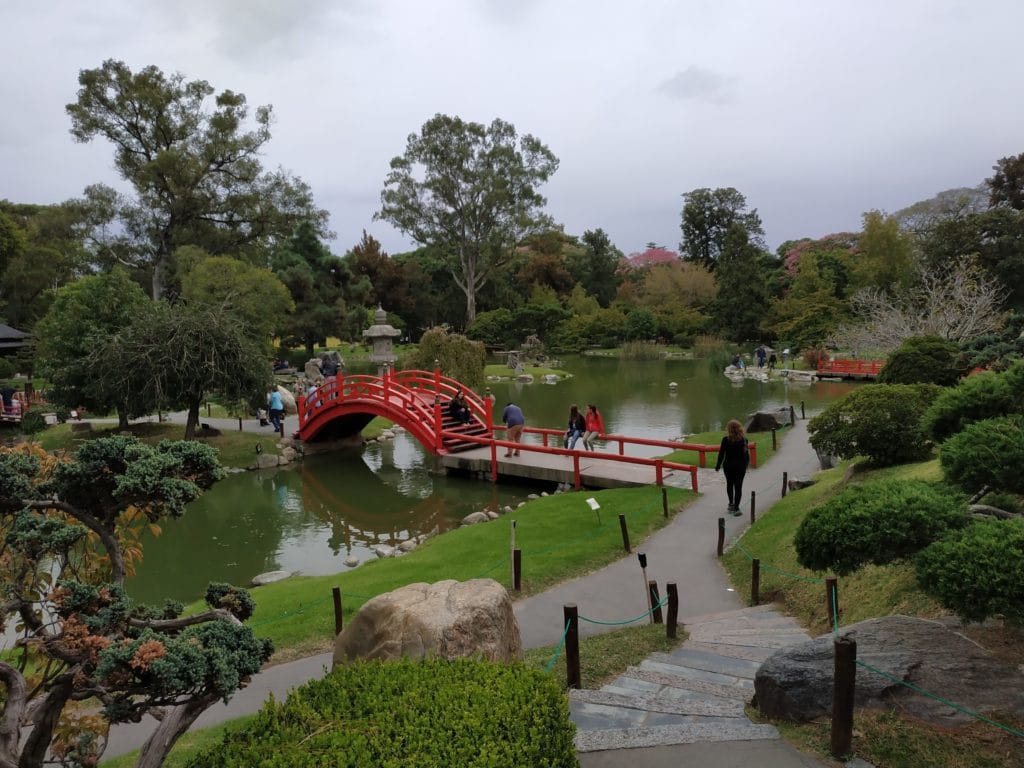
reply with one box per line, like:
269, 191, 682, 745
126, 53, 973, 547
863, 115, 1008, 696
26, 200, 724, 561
639, 659, 754, 690
571, 689, 745, 718
622, 665, 753, 702
574, 721, 780, 752
652, 648, 763, 679
570, 699, 741, 731
688, 629, 811, 648
682, 604, 780, 625
603, 676, 740, 708
683, 641, 777, 663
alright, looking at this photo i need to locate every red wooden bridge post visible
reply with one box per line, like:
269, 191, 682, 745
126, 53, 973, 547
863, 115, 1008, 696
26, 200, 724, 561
655, 459, 664, 486
490, 441, 498, 483
485, 397, 493, 431
618, 438, 625, 456
749, 442, 758, 468
573, 454, 581, 489
433, 395, 443, 452
698, 448, 706, 468
690, 468, 698, 493
433, 361, 441, 396
382, 365, 390, 402
297, 395, 305, 428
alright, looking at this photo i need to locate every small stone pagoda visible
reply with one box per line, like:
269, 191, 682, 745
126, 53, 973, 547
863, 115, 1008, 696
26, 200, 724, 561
362, 306, 401, 376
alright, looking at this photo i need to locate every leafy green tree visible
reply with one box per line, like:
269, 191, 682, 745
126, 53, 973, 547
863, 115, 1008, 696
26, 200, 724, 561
402, 327, 486, 389
763, 252, 850, 348
377, 114, 559, 323
877, 335, 964, 386
624, 308, 657, 341
181, 254, 294, 343
710, 224, 770, 341
66, 59, 328, 299
466, 308, 515, 348
987, 152, 1024, 210
92, 301, 273, 438
679, 187, 764, 270
0, 438, 272, 768
567, 229, 623, 306
34, 269, 151, 427
851, 210, 915, 292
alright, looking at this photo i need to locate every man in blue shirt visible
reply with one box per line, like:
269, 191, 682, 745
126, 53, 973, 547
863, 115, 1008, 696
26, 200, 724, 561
267, 389, 285, 431
501, 402, 525, 457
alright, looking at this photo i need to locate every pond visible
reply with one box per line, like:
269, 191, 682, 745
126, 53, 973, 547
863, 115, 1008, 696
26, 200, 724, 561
127, 355, 857, 604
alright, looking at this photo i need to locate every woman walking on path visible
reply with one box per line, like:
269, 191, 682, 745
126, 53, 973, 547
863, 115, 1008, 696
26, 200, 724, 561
582, 404, 605, 451
715, 419, 750, 515
564, 404, 586, 449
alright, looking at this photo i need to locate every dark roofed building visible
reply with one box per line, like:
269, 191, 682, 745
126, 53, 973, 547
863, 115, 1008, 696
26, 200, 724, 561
0, 324, 29, 356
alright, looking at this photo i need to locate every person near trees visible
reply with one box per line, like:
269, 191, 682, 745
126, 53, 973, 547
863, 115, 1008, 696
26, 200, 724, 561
715, 419, 750, 515
582, 404, 605, 451
502, 401, 525, 456
564, 404, 586, 449
448, 389, 471, 423
767, 352, 778, 371
0, 383, 15, 416
267, 388, 285, 431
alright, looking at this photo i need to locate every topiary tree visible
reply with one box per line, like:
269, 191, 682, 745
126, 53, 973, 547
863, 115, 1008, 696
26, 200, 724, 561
922, 361, 1024, 441
403, 327, 486, 389
940, 415, 1024, 494
807, 383, 941, 466
876, 335, 965, 386
0, 438, 273, 768
794, 479, 968, 575
916, 518, 1024, 624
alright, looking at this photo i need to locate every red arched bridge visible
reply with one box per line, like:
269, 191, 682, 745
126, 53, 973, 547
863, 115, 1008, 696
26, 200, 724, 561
298, 369, 758, 492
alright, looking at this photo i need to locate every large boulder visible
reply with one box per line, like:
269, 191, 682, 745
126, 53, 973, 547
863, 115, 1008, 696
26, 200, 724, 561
332, 579, 522, 668
745, 407, 794, 433
276, 385, 297, 414
755, 616, 1024, 725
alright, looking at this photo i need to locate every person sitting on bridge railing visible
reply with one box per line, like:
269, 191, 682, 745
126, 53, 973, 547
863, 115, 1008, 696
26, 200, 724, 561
582, 404, 605, 451
448, 390, 472, 423
564, 404, 586, 449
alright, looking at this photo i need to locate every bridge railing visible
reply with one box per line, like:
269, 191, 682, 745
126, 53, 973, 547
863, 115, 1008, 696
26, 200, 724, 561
442, 429, 700, 492
816, 358, 885, 376
298, 372, 437, 430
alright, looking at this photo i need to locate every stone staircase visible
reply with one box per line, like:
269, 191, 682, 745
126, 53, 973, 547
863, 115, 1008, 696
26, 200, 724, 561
571, 605, 812, 752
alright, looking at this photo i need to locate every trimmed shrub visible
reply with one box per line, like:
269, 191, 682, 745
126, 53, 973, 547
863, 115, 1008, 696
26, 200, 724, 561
794, 479, 968, 575
189, 658, 577, 767
916, 518, 1024, 625
403, 327, 486, 390
940, 415, 1024, 494
922, 361, 1024, 441
877, 335, 964, 386
807, 384, 940, 466
19, 407, 48, 435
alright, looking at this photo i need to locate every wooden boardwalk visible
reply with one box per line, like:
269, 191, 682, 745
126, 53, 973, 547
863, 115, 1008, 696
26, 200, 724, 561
440, 445, 696, 490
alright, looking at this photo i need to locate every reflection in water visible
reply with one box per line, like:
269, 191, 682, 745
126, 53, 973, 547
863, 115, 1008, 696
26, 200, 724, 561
128, 355, 858, 605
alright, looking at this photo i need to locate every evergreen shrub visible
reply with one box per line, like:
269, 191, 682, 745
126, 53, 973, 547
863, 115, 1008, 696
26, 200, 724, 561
794, 479, 967, 575
0, 358, 15, 378
189, 658, 578, 768
876, 335, 964, 386
922, 361, 1024, 441
916, 518, 1024, 625
404, 327, 486, 389
807, 384, 941, 466
940, 415, 1024, 494
19, 407, 48, 435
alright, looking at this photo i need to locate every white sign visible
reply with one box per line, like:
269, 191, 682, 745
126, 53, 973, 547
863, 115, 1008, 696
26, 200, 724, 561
586, 497, 600, 511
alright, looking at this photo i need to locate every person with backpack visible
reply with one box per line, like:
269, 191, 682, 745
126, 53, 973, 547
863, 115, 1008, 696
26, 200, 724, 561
714, 419, 750, 515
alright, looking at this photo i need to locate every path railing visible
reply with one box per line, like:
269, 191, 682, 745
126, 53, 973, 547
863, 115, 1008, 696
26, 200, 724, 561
816, 358, 885, 377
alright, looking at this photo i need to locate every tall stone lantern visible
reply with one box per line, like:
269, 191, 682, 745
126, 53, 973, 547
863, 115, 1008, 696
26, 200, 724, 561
363, 306, 401, 376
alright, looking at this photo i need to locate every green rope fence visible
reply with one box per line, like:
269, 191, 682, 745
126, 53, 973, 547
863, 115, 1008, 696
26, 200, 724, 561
544, 619, 572, 673
578, 594, 669, 626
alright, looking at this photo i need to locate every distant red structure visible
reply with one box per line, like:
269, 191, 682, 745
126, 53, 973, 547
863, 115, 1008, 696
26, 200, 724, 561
816, 359, 885, 379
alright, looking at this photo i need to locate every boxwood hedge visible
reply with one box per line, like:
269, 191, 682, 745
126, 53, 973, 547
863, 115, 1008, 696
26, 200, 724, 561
188, 658, 578, 768
939, 415, 1024, 494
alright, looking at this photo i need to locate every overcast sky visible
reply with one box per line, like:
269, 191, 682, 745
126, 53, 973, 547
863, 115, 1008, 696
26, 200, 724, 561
3, 0, 1022, 257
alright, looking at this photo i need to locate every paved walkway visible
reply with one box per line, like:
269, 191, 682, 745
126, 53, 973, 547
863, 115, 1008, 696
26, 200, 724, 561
104, 418, 827, 765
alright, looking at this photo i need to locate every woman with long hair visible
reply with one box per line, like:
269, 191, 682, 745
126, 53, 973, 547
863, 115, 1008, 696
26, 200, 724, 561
714, 419, 750, 514
564, 404, 586, 449
582, 404, 605, 451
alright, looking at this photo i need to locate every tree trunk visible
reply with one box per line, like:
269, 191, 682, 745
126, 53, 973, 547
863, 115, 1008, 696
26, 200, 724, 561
305, 338, 315, 359
184, 400, 201, 439
117, 405, 129, 430
133, 693, 218, 768
18, 677, 72, 768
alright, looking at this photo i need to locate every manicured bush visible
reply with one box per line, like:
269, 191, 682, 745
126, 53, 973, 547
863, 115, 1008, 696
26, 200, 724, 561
19, 407, 48, 435
877, 335, 964, 386
189, 658, 578, 768
794, 479, 968, 575
807, 384, 940, 466
916, 518, 1024, 625
922, 361, 1024, 441
403, 327, 487, 389
940, 415, 1024, 494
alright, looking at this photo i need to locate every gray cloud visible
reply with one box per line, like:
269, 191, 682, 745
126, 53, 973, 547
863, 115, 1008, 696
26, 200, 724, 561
658, 65, 736, 104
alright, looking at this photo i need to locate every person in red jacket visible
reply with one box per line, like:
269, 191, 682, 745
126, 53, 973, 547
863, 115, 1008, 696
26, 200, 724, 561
582, 404, 605, 451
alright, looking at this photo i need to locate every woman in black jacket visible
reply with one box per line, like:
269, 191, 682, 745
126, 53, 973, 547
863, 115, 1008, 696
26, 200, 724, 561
715, 419, 750, 515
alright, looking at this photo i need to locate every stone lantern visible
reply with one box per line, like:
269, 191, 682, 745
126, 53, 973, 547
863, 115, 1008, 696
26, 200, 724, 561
363, 306, 401, 376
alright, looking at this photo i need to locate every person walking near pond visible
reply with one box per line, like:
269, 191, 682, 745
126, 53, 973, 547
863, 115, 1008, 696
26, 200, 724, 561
582, 404, 605, 451
267, 388, 284, 432
714, 419, 750, 515
564, 404, 586, 450
502, 401, 525, 457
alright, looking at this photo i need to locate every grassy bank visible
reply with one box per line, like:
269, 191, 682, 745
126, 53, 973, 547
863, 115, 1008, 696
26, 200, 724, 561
203, 485, 694, 663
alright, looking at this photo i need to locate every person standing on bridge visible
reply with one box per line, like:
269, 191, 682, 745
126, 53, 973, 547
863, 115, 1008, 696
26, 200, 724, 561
714, 419, 749, 515
502, 401, 525, 457
582, 404, 605, 452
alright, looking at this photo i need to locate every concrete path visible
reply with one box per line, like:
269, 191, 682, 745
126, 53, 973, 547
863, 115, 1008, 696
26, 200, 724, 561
104, 418, 827, 764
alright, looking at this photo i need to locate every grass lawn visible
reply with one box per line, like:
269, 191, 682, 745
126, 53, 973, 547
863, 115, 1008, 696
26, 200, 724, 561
658, 426, 785, 468
484, 363, 571, 380
197, 485, 694, 663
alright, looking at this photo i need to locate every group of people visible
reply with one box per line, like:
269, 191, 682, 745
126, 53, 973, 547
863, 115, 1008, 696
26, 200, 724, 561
754, 346, 778, 371
564, 403, 605, 451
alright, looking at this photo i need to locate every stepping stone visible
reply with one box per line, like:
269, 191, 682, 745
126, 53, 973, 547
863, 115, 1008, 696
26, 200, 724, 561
653, 648, 762, 679
683, 641, 777, 663
623, 666, 752, 702
572, 689, 745, 718
639, 659, 754, 691
574, 721, 780, 752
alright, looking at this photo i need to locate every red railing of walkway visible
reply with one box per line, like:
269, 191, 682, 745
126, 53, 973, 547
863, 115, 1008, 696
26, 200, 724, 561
816, 358, 885, 377
296, 368, 753, 492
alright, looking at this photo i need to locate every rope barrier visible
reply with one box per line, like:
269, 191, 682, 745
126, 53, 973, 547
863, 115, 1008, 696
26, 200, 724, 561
854, 659, 1024, 740
732, 542, 824, 584
578, 594, 669, 626
544, 619, 572, 673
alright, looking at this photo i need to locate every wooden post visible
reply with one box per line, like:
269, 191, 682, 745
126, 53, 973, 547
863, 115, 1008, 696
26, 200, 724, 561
510, 519, 516, 585
831, 636, 857, 758
618, 513, 631, 553
279, 420, 285, 438
790, 405, 796, 425
749, 442, 758, 468
751, 559, 760, 606
661, 487, 669, 518
332, 586, 343, 635
513, 548, 522, 591
564, 604, 581, 689
801, 400, 806, 419
826, 577, 839, 631
655, 459, 664, 486
666, 582, 679, 639
717, 517, 725, 557
750, 490, 756, 524
206, 402, 211, 417
782, 471, 788, 498
648, 580, 663, 624
238, 416, 243, 432
771, 428, 777, 451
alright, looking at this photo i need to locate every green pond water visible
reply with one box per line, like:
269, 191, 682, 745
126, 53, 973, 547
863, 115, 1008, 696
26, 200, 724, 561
127, 355, 856, 604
